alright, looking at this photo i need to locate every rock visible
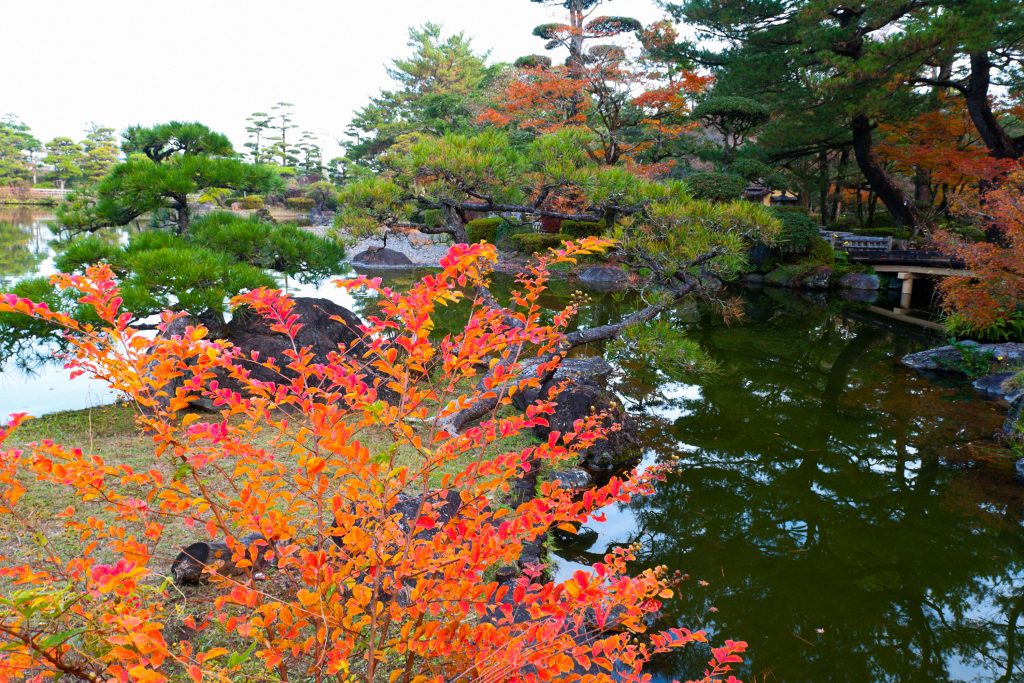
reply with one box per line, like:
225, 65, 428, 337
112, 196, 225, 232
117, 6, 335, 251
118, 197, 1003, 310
837, 288, 877, 303
1015, 458, 1024, 486
740, 273, 765, 286
552, 468, 594, 492
1006, 394, 1024, 443
578, 265, 629, 289
746, 243, 772, 269
226, 297, 366, 385
837, 272, 880, 290
798, 266, 833, 290
902, 342, 1024, 373
512, 356, 633, 472
699, 273, 724, 291
973, 372, 1023, 402
351, 247, 415, 268
171, 541, 233, 585
765, 267, 798, 288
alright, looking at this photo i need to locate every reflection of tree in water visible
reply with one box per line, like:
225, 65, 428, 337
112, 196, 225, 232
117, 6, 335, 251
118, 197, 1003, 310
0, 220, 46, 286
554, 289, 1024, 683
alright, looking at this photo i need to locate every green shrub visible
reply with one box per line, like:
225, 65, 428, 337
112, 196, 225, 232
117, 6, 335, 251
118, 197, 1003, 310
560, 220, 605, 239
869, 212, 897, 229
495, 220, 533, 250
729, 158, 774, 181
237, 195, 264, 210
806, 236, 835, 266
510, 232, 570, 253
684, 172, 748, 203
466, 217, 502, 243
305, 181, 339, 211
418, 209, 445, 229
286, 197, 316, 211
945, 222, 986, 243
771, 207, 819, 254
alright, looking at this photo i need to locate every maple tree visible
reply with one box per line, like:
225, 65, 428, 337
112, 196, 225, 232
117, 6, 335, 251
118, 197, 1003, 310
935, 165, 1024, 334
0, 238, 748, 682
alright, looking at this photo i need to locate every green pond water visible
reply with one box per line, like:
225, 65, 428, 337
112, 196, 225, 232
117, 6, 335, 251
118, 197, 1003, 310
2, 210, 1022, 681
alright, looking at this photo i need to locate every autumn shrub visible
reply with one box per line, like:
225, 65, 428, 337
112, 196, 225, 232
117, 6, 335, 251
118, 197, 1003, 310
511, 232, 572, 253
0, 239, 746, 683
937, 166, 1024, 338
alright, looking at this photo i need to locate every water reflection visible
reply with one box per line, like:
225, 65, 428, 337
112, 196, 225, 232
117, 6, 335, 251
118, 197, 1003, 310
553, 288, 1024, 683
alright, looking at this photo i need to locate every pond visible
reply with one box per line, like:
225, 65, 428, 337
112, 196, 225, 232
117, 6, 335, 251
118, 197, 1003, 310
1, 209, 1021, 682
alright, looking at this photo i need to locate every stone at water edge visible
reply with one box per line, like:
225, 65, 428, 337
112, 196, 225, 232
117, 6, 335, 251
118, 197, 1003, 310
552, 468, 594, 492
902, 342, 1024, 373
351, 247, 415, 267
578, 265, 629, 288
837, 272, 880, 290
973, 372, 1023, 403
1015, 458, 1024, 486
799, 266, 833, 290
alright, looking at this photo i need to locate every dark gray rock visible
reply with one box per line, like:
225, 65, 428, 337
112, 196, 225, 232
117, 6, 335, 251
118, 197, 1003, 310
578, 265, 629, 288
902, 342, 1024, 373
511, 356, 634, 472
351, 247, 414, 268
552, 468, 594, 492
1006, 395, 1024, 444
226, 297, 366, 385
740, 273, 765, 286
973, 372, 1023, 402
799, 266, 833, 290
1015, 458, 1024, 486
837, 272, 880, 290
171, 542, 233, 585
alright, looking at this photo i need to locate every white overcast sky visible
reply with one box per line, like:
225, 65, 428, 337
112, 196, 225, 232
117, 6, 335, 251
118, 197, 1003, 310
2, 0, 671, 159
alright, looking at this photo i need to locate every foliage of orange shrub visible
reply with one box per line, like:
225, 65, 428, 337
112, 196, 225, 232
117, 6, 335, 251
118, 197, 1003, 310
0, 239, 745, 682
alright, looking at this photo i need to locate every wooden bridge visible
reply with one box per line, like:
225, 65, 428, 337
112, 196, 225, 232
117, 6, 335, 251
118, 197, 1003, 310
824, 231, 970, 325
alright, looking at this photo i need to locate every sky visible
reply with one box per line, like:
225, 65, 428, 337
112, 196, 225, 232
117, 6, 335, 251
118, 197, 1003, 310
2, 0, 672, 160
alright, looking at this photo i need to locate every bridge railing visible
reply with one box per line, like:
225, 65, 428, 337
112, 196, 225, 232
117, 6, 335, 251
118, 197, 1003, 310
822, 231, 893, 252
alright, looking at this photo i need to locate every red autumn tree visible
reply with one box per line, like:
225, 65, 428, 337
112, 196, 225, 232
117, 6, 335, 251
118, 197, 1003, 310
936, 165, 1024, 333
0, 240, 746, 682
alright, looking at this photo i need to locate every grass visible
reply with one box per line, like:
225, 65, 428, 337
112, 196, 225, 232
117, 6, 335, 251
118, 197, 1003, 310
1, 394, 542, 572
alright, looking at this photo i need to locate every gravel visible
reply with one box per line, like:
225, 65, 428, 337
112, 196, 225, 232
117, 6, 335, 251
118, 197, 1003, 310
309, 226, 452, 267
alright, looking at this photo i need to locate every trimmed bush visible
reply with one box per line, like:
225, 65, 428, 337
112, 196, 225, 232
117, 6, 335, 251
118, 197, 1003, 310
561, 220, 605, 239
771, 207, 819, 254
286, 197, 316, 211
237, 195, 264, 210
510, 233, 570, 253
466, 217, 502, 243
806, 236, 836, 265
684, 172, 748, 203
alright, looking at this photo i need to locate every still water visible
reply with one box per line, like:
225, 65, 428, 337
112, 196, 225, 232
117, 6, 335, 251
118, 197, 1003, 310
1, 210, 1021, 682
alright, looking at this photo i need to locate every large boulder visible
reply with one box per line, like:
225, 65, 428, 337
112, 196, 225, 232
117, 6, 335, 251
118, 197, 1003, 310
837, 272, 880, 290
973, 372, 1023, 403
578, 265, 629, 290
351, 247, 414, 268
902, 341, 1024, 374
1006, 394, 1024, 443
512, 357, 634, 472
226, 297, 366, 385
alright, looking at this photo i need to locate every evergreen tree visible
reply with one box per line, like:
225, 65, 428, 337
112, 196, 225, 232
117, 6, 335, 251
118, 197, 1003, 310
60, 122, 280, 234
0, 115, 41, 184
80, 124, 120, 182
43, 137, 86, 189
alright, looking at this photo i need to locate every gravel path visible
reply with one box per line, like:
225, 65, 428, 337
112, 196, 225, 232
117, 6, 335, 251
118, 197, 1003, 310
309, 226, 452, 267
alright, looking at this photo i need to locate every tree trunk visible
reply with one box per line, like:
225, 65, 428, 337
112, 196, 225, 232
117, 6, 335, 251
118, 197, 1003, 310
817, 150, 829, 226
850, 114, 920, 230
830, 148, 849, 223
174, 197, 190, 235
965, 52, 1022, 160
443, 204, 468, 243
